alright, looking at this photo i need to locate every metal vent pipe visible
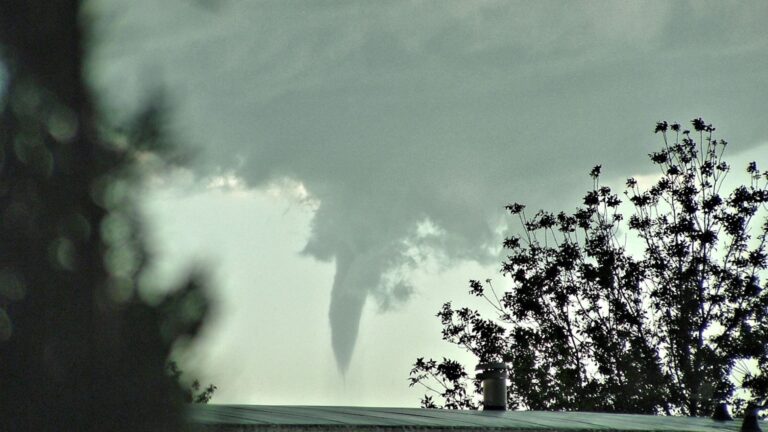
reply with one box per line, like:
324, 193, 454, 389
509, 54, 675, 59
476, 362, 508, 411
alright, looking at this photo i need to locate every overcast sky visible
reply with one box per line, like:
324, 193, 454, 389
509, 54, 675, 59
87, 0, 768, 406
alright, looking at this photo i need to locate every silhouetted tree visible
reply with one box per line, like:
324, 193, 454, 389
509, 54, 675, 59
411, 119, 768, 416
0, 1, 212, 430
167, 360, 218, 404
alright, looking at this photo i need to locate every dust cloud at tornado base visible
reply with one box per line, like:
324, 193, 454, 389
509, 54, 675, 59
89, 0, 768, 372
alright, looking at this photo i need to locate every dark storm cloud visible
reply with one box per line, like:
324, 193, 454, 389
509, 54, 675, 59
89, 0, 768, 371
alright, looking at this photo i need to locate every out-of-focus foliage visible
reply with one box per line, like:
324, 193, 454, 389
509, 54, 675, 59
0, 0, 212, 430
411, 119, 768, 416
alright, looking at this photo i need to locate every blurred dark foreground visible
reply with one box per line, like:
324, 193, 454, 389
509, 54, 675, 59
0, 1, 210, 430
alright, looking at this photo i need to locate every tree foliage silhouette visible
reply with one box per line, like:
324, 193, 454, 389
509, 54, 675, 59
410, 119, 768, 416
0, 1, 213, 430
167, 360, 218, 404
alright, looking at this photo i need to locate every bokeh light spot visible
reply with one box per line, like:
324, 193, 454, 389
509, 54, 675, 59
48, 237, 76, 271
47, 106, 78, 143
104, 245, 138, 278
0, 270, 27, 301
100, 212, 130, 246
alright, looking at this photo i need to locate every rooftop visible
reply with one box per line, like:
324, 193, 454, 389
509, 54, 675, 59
187, 405, 755, 431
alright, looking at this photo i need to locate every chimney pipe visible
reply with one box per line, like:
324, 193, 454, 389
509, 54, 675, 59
476, 362, 508, 411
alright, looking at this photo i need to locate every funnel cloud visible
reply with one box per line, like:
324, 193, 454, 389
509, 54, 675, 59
328, 250, 372, 372
90, 0, 768, 372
